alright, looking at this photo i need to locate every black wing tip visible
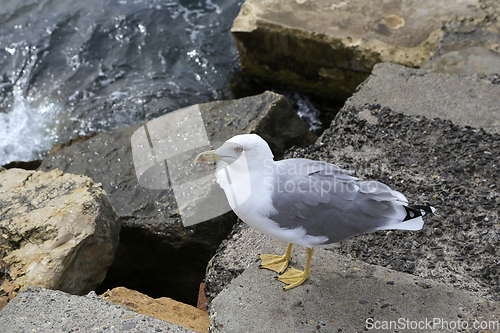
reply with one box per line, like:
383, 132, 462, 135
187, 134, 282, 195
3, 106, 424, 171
404, 204, 436, 221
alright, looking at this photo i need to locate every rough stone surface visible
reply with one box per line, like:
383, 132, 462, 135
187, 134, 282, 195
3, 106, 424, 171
231, 0, 486, 100
345, 62, 500, 133
101, 287, 209, 333
208, 227, 499, 332
0, 286, 196, 333
39, 91, 316, 305
0, 168, 120, 310
421, 0, 500, 74
421, 46, 500, 74
205, 223, 259, 300
299, 105, 500, 298
197, 283, 209, 313
480, 0, 500, 34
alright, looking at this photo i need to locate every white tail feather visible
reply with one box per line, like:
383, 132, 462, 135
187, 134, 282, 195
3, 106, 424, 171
376, 216, 424, 231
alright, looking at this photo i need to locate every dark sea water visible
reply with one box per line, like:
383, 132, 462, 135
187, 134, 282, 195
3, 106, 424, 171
0, 0, 244, 165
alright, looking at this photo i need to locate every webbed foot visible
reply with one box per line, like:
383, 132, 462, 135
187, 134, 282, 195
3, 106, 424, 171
258, 243, 293, 274
275, 247, 314, 291
259, 254, 290, 274
276, 267, 310, 290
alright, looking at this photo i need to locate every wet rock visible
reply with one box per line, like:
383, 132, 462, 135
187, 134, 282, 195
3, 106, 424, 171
345, 62, 500, 133
1, 160, 42, 170
200, 91, 317, 156
231, 0, 485, 100
0, 168, 120, 311
101, 287, 209, 333
0, 286, 196, 333
39, 91, 316, 304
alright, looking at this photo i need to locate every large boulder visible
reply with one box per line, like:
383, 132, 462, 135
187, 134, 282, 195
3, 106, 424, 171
299, 105, 500, 295
0, 168, 120, 310
39, 91, 317, 304
231, 0, 486, 100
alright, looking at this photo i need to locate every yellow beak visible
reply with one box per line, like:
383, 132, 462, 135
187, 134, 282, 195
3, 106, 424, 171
194, 150, 222, 163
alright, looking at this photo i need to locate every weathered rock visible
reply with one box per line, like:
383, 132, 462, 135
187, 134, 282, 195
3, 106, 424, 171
101, 287, 209, 333
422, 46, 500, 74
0, 168, 120, 310
199, 91, 317, 156
205, 223, 253, 300
345, 62, 500, 133
481, 0, 500, 35
0, 286, 196, 333
39, 91, 316, 304
420, 5, 500, 75
207, 226, 500, 332
231, 0, 486, 100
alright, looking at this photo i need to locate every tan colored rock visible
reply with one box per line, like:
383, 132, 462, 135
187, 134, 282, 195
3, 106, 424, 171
101, 287, 209, 333
231, 0, 486, 100
0, 168, 120, 310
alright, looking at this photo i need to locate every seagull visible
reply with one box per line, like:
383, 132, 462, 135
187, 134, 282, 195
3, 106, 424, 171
195, 134, 434, 290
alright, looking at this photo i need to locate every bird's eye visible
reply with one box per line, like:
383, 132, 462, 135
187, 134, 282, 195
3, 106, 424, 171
235, 147, 244, 153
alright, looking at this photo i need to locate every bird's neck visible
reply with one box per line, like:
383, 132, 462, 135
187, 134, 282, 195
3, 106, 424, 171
215, 157, 275, 211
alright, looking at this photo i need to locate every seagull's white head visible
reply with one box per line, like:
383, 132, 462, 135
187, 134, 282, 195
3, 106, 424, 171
195, 134, 274, 171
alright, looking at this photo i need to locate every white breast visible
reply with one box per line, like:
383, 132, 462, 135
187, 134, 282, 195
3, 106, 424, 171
215, 163, 329, 248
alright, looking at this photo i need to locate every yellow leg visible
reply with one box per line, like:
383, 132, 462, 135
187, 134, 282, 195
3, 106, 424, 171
276, 247, 314, 290
259, 243, 293, 274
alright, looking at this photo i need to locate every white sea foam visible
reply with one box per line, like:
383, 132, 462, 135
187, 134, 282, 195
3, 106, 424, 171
0, 95, 64, 165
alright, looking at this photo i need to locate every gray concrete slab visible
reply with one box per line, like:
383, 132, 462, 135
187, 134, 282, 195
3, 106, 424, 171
345, 62, 500, 133
208, 227, 499, 333
0, 287, 196, 333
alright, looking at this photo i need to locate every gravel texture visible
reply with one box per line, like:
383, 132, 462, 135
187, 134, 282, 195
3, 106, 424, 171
284, 104, 500, 300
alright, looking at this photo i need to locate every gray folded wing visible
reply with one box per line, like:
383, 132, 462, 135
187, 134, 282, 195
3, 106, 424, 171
268, 159, 408, 244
